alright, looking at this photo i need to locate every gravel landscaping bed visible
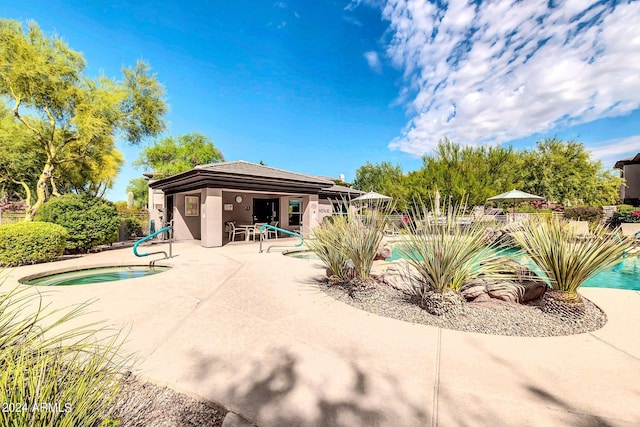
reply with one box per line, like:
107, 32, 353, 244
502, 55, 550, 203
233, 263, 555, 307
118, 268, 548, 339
321, 281, 607, 337
111, 375, 228, 427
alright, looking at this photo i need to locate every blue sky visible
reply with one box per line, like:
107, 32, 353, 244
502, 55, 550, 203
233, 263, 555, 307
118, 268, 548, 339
4, 0, 640, 201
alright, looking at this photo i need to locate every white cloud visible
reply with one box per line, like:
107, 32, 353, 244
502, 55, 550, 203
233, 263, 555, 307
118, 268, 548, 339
343, 15, 363, 26
381, 0, 640, 156
364, 50, 382, 73
345, 0, 362, 11
274, 2, 286, 8
587, 135, 640, 168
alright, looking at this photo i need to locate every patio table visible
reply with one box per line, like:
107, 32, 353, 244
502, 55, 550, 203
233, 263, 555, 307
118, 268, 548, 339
238, 223, 268, 241
237, 224, 256, 241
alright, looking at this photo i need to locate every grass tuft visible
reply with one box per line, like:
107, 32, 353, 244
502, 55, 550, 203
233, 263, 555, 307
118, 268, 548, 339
0, 278, 132, 426
512, 216, 633, 295
400, 201, 504, 305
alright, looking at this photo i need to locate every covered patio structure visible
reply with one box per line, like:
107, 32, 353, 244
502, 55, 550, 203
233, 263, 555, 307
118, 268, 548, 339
147, 161, 362, 247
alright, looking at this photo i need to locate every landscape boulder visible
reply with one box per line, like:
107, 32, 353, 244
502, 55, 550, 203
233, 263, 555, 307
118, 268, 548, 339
461, 260, 547, 304
374, 238, 393, 260
380, 260, 421, 291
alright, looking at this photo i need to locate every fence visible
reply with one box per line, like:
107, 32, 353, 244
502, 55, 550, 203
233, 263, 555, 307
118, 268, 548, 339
0, 211, 26, 224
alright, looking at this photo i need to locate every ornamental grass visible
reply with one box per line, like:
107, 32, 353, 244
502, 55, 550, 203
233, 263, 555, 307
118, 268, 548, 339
306, 215, 349, 279
0, 276, 132, 426
512, 216, 633, 296
400, 201, 503, 301
308, 201, 391, 283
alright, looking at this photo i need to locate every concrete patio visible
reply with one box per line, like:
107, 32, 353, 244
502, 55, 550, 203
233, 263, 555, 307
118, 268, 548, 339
4, 240, 640, 426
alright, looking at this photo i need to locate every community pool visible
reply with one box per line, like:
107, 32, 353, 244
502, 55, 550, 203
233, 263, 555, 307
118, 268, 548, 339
20, 265, 171, 286
284, 248, 640, 291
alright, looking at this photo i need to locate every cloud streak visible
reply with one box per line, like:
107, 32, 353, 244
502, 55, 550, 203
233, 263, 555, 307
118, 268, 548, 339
587, 135, 640, 167
381, 0, 640, 156
364, 50, 382, 73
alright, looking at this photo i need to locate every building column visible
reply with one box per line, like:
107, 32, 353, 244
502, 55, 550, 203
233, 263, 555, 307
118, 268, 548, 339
201, 188, 223, 248
302, 194, 319, 235
147, 180, 164, 234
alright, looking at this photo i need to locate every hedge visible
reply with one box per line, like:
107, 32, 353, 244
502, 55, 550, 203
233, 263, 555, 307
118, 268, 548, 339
35, 194, 121, 253
563, 206, 603, 222
0, 221, 67, 266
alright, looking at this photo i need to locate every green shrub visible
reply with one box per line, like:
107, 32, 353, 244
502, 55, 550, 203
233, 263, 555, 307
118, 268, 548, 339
0, 282, 132, 427
612, 209, 640, 225
125, 217, 143, 237
563, 206, 603, 222
115, 203, 149, 238
35, 195, 121, 253
515, 204, 537, 213
616, 204, 636, 213
0, 221, 67, 266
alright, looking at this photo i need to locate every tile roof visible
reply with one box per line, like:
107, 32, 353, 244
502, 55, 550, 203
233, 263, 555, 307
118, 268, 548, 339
614, 153, 640, 169
321, 184, 364, 195
195, 161, 334, 185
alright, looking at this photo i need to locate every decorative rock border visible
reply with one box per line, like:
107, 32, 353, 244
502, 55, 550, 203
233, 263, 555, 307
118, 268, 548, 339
320, 280, 607, 337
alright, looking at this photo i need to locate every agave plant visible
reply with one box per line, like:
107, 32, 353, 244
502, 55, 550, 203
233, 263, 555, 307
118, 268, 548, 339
400, 201, 502, 313
306, 215, 349, 279
308, 200, 391, 283
513, 216, 632, 298
0, 277, 132, 427
340, 210, 387, 282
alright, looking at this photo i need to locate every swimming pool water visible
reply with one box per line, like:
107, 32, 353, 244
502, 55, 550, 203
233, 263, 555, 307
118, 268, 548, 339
21, 265, 171, 286
286, 248, 640, 291
387, 246, 640, 291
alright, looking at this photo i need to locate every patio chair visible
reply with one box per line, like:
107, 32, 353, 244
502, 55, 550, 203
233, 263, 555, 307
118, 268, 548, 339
480, 207, 503, 221
266, 221, 279, 239
383, 223, 400, 236
250, 223, 268, 241
226, 222, 246, 242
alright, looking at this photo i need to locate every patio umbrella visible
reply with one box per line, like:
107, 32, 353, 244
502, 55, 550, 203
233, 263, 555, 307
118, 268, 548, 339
351, 191, 392, 203
486, 189, 544, 214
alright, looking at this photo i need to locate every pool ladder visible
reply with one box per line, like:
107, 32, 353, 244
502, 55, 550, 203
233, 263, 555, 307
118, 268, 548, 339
133, 220, 174, 265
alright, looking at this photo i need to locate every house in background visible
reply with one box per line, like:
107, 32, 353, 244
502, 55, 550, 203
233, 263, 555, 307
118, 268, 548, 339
146, 161, 362, 247
615, 153, 640, 205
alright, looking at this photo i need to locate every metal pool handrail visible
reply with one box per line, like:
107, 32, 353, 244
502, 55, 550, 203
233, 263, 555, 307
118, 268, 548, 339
258, 224, 304, 253
133, 220, 173, 262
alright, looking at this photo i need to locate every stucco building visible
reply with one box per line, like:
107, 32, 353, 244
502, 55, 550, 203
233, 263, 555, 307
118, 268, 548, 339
147, 161, 361, 247
615, 153, 640, 205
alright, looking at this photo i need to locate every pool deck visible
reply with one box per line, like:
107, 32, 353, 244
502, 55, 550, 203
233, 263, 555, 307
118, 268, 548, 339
4, 239, 640, 426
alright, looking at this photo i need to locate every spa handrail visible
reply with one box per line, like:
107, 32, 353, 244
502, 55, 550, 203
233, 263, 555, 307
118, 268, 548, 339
133, 220, 173, 260
258, 224, 303, 253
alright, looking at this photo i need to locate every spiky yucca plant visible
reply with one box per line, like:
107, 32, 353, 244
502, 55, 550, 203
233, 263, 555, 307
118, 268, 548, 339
400, 201, 502, 313
0, 279, 132, 427
306, 216, 349, 279
309, 201, 391, 283
513, 216, 632, 298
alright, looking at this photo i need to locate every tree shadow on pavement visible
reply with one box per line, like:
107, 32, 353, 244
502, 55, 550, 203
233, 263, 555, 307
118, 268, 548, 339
188, 347, 429, 427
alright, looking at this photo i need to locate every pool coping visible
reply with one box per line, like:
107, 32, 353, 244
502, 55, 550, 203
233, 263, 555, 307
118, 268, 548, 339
17, 261, 174, 284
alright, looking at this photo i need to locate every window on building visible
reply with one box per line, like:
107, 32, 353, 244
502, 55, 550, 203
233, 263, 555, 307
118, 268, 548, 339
288, 199, 302, 226
185, 195, 199, 216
